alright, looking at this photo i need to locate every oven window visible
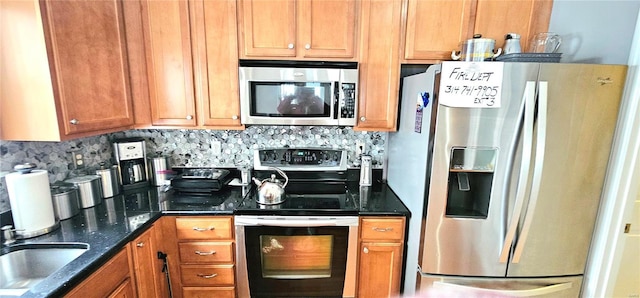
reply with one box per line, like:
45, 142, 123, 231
250, 82, 332, 117
245, 226, 349, 297
260, 235, 333, 279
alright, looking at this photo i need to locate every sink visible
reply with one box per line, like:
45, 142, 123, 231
0, 243, 89, 296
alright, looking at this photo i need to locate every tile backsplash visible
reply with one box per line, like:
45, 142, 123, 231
0, 126, 387, 212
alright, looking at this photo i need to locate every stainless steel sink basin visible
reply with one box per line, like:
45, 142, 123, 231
0, 243, 89, 296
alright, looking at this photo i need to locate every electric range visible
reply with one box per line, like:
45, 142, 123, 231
234, 148, 360, 216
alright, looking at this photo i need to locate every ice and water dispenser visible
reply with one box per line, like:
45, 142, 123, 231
445, 147, 497, 219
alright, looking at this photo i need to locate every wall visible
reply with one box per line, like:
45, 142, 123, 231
549, 0, 640, 64
0, 126, 387, 213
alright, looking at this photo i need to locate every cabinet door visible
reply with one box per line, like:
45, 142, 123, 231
132, 226, 167, 298
298, 0, 358, 59
41, 0, 134, 135
108, 278, 136, 298
238, 0, 296, 57
403, 0, 475, 61
65, 246, 135, 297
141, 0, 197, 126
356, 0, 402, 131
357, 242, 403, 298
191, 0, 243, 128
473, 0, 552, 50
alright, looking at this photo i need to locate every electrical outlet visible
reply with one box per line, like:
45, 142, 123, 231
211, 140, 222, 156
69, 150, 85, 169
356, 140, 366, 156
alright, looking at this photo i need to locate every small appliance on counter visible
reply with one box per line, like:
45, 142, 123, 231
5, 163, 59, 238
113, 138, 149, 190
171, 168, 232, 193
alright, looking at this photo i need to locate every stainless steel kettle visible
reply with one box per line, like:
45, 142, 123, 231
253, 167, 288, 205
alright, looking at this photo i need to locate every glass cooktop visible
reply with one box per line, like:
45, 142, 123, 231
235, 188, 359, 215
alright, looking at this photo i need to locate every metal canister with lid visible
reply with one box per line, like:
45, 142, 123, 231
64, 175, 103, 208
50, 183, 80, 220
95, 163, 121, 198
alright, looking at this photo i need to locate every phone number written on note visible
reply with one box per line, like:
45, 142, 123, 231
442, 85, 499, 106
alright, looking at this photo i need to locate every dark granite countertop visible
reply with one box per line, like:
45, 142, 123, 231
1, 181, 408, 297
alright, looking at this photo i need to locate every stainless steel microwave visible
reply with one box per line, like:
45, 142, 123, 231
239, 60, 358, 126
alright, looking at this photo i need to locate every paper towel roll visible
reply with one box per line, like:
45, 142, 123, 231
6, 169, 57, 238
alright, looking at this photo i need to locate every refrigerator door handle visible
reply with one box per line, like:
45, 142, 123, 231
499, 81, 537, 263
512, 81, 548, 263
433, 281, 573, 297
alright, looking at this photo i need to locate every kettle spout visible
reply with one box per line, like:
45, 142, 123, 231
252, 177, 263, 187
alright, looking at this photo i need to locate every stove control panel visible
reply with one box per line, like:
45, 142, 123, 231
255, 148, 347, 171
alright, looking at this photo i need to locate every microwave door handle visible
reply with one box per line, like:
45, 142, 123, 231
512, 81, 548, 263
499, 81, 536, 263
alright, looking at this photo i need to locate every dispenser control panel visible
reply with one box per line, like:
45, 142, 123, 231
116, 142, 145, 160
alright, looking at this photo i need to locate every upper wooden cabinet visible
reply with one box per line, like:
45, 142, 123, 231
1, 0, 134, 141
402, 0, 553, 62
355, 0, 403, 131
138, 0, 242, 129
237, 0, 359, 60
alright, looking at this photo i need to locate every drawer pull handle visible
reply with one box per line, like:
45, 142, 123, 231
197, 273, 218, 279
193, 226, 215, 231
195, 250, 217, 256
372, 227, 393, 232
136, 242, 144, 247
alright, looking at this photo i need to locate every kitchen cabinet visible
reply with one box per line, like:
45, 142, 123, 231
357, 217, 406, 297
0, 0, 134, 141
402, 0, 553, 62
355, 0, 403, 131
131, 225, 169, 298
159, 216, 237, 298
138, 0, 242, 129
237, 0, 359, 60
65, 245, 136, 297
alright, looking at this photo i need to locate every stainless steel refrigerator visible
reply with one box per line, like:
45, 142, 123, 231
387, 62, 627, 297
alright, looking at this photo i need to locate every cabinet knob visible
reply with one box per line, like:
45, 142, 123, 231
360, 116, 366, 122
186, 115, 193, 120
305, 44, 311, 50
232, 115, 239, 120
363, 247, 369, 254
288, 43, 294, 49
136, 242, 144, 247
70, 119, 79, 125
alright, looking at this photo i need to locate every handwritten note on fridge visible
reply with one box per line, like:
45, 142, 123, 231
439, 62, 504, 108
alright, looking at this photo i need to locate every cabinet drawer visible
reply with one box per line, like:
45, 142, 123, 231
176, 216, 233, 240
180, 264, 235, 286
179, 241, 234, 263
360, 217, 405, 241
183, 286, 236, 298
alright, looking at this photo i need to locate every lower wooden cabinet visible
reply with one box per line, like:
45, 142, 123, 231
131, 225, 170, 297
158, 216, 237, 298
65, 245, 136, 297
357, 217, 406, 298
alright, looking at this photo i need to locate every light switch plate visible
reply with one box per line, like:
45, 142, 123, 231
355, 140, 366, 156
211, 140, 222, 156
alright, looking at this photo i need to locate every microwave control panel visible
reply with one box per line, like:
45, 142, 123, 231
339, 83, 356, 120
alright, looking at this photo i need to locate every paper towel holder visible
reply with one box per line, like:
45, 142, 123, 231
7, 163, 60, 239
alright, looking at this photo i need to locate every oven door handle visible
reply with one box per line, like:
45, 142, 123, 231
235, 216, 359, 227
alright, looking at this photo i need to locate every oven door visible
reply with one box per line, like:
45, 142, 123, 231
235, 216, 359, 298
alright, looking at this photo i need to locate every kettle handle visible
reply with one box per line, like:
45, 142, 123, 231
266, 166, 289, 188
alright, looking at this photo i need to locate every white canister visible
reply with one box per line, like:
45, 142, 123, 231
6, 164, 58, 238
